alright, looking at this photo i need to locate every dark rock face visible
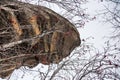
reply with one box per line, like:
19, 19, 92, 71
0, 0, 81, 78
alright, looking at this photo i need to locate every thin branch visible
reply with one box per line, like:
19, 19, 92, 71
0, 29, 63, 49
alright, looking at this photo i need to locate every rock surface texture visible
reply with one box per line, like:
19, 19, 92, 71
0, 0, 81, 78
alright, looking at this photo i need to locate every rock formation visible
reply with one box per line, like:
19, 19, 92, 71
0, 0, 81, 78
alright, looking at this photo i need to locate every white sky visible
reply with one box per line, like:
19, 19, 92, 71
0, 0, 114, 80
79, 0, 112, 50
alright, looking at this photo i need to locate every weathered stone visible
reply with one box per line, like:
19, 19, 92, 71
0, 0, 80, 78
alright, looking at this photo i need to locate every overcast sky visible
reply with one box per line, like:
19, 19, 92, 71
79, 0, 112, 50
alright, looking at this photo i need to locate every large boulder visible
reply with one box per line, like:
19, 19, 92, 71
0, 0, 81, 78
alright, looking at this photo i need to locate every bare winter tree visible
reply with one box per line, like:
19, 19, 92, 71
79, 0, 120, 80
68, 0, 120, 80
0, 0, 81, 78
100, 0, 120, 39
2, 0, 120, 80
38, 0, 120, 80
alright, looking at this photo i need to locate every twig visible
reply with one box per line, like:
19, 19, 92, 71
0, 30, 54, 49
